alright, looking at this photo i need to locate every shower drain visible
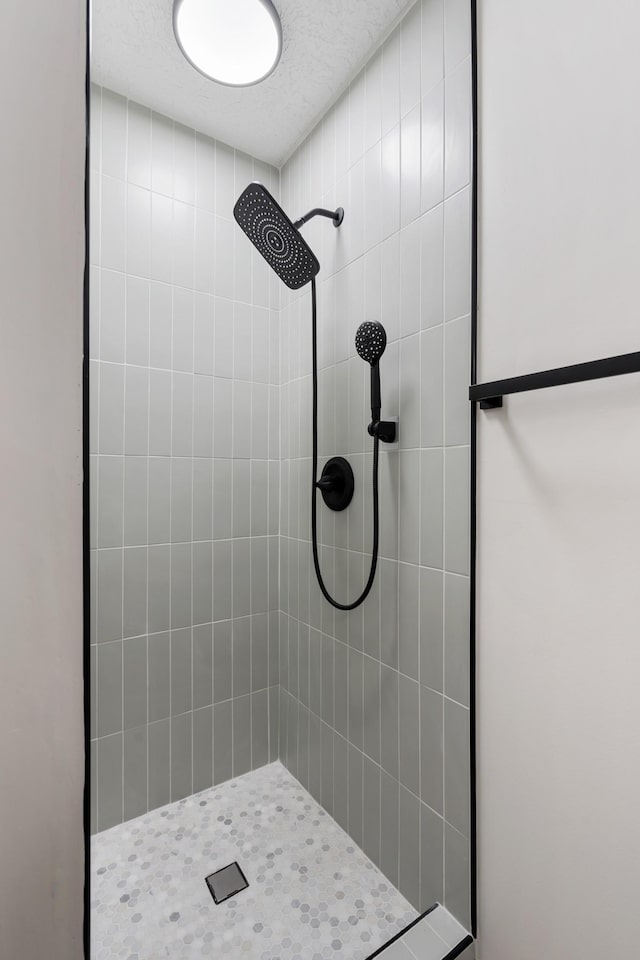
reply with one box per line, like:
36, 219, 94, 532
205, 862, 249, 905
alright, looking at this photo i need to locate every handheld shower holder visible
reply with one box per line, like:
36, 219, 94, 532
355, 320, 397, 445
368, 419, 397, 443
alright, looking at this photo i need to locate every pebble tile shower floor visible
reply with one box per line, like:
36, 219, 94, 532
91, 762, 417, 959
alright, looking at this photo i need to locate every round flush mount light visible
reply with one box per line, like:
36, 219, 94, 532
173, 0, 282, 87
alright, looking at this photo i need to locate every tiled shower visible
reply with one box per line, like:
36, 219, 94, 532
89, 91, 282, 828
277, 0, 472, 926
90, 0, 472, 950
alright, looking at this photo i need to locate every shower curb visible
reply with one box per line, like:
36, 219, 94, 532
365, 903, 474, 960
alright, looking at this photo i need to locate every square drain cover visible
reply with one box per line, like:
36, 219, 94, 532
205, 862, 249, 904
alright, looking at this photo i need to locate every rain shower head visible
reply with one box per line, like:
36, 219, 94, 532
355, 321, 387, 366
233, 182, 320, 290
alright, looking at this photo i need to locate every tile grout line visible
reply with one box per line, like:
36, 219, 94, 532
280, 675, 470, 843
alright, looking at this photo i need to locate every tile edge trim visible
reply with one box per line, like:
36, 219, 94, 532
364, 903, 439, 960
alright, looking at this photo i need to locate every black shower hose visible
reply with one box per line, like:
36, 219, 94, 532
310, 277, 380, 610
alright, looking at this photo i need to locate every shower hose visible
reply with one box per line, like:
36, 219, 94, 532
310, 277, 379, 610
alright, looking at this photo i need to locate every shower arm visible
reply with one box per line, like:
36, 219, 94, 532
293, 206, 344, 229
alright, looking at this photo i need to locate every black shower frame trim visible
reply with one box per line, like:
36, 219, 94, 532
83, 0, 91, 952
81, 0, 480, 950
469, 0, 479, 940
443, 934, 475, 959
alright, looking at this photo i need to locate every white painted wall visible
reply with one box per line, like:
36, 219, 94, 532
0, 1, 86, 957
476, 1, 640, 958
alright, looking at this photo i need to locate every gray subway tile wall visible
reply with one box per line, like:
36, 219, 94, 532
90, 87, 281, 833
277, 0, 472, 929
89, 0, 472, 935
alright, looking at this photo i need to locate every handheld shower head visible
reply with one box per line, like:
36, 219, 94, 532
355, 321, 387, 366
356, 321, 390, 438
233, 182, 320, 290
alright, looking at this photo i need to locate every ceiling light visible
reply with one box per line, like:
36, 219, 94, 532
173, 0, 282, 87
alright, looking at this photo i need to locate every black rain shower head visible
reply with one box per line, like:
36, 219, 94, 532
233, 182, 320, 290
355, 321, 387, 366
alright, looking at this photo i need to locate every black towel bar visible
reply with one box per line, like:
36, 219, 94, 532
469, 350, 640, 408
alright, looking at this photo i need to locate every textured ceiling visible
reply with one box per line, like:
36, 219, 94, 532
91, 0, 415, 167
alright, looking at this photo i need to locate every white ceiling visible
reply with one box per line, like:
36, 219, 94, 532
91, 0, 415, 167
